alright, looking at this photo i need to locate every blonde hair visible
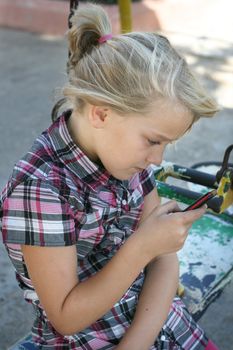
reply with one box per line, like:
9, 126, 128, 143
52, 4, 219, 121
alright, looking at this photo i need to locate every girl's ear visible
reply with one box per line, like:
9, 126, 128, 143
89, 106, 110, 129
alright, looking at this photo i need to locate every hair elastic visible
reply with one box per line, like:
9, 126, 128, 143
98, 34, 113, 44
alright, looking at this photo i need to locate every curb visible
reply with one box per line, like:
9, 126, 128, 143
0, 0, 161, 36
0, 0, 71, 36
0, 1, 232, 42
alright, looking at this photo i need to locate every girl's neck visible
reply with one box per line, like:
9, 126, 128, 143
67, 110, 99, 164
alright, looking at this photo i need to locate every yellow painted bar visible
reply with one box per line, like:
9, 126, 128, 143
177, 283, 185, 297
217, 170, 233, 213
117, 0, 132, 33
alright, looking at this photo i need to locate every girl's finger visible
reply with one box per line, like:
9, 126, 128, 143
182, 205, 207, 224
156, 200, 180, 215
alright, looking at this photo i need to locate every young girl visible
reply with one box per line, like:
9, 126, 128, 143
1, 4, 219, 350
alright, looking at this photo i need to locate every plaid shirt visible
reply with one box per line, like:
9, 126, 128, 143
0, 112, 209, 349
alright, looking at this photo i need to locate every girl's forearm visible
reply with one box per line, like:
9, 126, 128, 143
56, 233, 149, 335
117, 253, 179, 350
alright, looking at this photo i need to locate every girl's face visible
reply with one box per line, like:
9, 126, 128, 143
93, 99, 194, 180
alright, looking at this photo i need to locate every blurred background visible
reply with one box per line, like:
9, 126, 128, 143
0, 1, 232, 349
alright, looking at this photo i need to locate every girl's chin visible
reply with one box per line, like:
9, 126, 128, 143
114, 168, 142, 180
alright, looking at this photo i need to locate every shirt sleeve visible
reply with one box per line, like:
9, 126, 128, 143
139, 165, 156, 196
1, 179, 77, 247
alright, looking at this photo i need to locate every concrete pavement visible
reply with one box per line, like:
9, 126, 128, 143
0, 3, 233, 348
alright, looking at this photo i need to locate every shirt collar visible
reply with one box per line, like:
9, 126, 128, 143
48, 111, 126, 191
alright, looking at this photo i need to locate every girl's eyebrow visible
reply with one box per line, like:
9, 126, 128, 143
150, 132, 174, 142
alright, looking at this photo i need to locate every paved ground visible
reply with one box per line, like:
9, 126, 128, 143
0, 11, 233, 350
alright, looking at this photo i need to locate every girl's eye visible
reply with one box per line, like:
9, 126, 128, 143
148, 139, 161, 146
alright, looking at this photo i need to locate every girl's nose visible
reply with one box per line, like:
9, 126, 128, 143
146, 149, 164, 166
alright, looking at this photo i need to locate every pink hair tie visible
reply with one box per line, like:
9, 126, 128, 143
98, 34, 113, 44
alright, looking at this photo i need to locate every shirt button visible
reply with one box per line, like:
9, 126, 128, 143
122, 199, 127, 206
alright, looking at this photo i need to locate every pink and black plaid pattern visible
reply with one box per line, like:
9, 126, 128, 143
1, 112, 209, 349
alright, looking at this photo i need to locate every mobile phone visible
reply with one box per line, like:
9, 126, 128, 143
183, 189, 217, 211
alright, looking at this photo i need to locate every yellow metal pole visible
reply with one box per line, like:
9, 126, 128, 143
117, 0, 132, 33
217, 170, 233, 213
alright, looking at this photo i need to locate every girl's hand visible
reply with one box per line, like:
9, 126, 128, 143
136, 200, 206, 261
